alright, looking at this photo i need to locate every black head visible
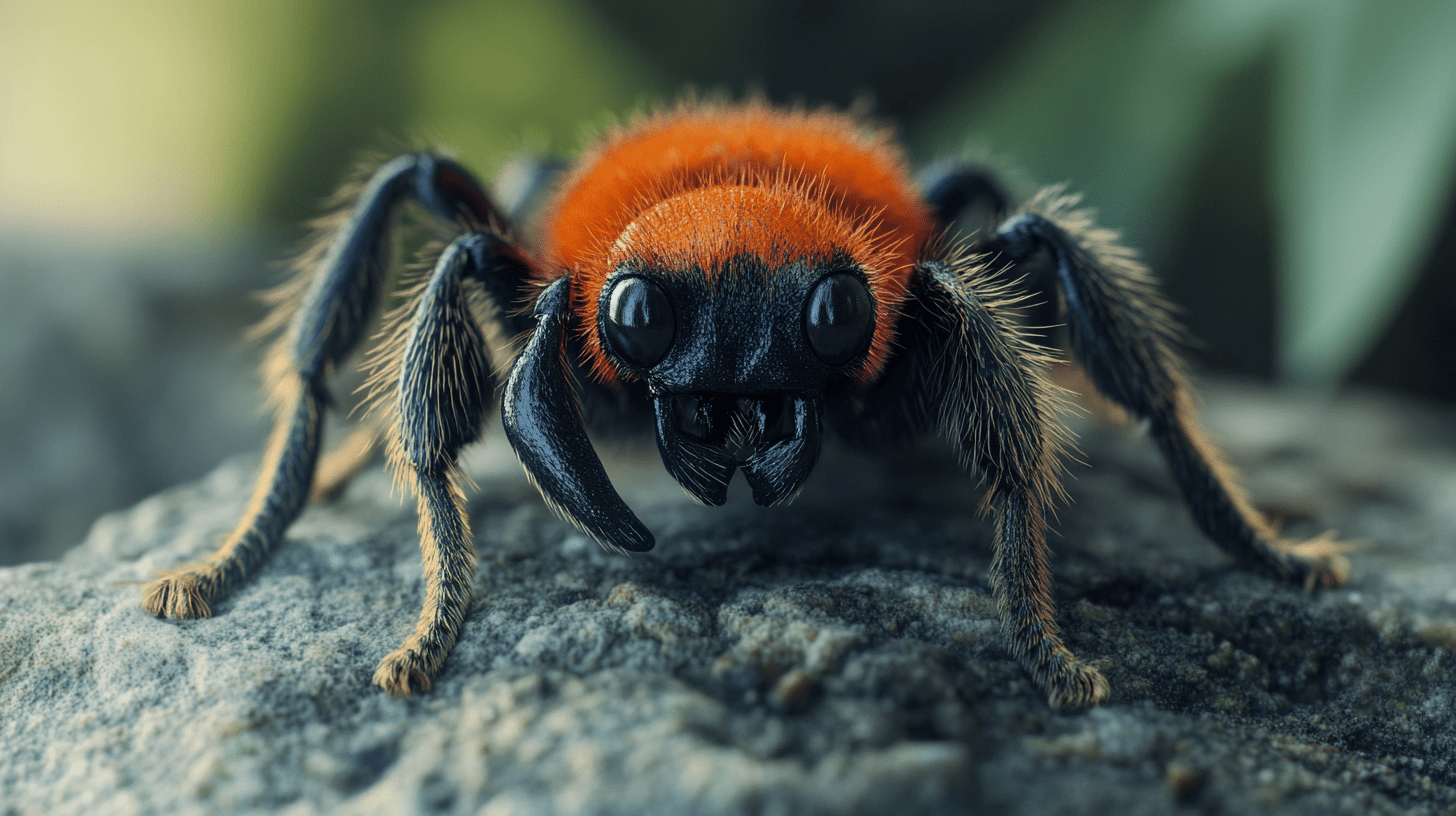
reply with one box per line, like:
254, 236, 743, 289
597, 255, 876, 506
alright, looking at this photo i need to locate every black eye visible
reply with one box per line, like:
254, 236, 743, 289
603, 276, 676, 368
804, 273, 874, 366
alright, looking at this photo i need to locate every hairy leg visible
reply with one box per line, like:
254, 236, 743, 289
143, 376, 323, 618
918, 159, 1013, 232
144, 154, 508, 620
367, 233, 532, 694
840, 259, 1108, 708
990, 189, 1348, 588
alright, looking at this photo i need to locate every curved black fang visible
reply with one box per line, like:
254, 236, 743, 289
653, 394, 821, 508
742, 396, 822, 507
653, 395, 738, 506
503, 277, 654, 552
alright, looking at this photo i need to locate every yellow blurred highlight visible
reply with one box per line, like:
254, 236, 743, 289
0, 0, 663, 240
0, 1, 313, 238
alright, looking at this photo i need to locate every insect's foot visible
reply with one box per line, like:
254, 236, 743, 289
1046, 661, 1111, 709
1282, 531, 1353, 590
373, 647, 437, 696
142, 570, 214, 619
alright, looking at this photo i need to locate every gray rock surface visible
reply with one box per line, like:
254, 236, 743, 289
2, 381, 1454, 815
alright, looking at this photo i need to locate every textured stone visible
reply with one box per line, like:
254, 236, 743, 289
2, 382, 1454, 814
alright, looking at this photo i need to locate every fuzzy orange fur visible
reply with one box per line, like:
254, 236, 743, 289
536, 103, 935, 386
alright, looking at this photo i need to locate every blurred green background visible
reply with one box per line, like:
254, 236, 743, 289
2, 0, 1453, 564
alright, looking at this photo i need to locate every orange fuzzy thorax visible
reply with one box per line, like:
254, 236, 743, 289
536, 104, 937, 385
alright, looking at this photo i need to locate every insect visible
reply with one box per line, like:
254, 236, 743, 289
143, 101, 1349, 708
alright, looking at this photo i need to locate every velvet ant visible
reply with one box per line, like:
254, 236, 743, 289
143, 101, 1349, 708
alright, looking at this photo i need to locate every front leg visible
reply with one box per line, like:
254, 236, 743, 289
994, 488, 1109, 708
369, 234, 516, 695
928, 262, 1109, 707
845, 261, 1108, 707
144, 154, 503, 620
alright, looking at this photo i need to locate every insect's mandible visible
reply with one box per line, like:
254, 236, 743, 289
142, 102, 1350, 707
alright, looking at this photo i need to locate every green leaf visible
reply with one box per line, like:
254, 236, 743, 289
1272, 0, 1456, 385
913, 0, 1281, 259
409, 0, 668, 172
